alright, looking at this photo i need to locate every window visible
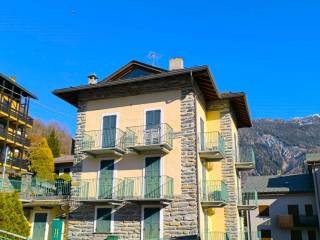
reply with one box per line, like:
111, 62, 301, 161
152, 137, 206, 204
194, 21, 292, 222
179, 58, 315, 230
260, 229, 271, 240
305, 204, 313, 216
95, 207, 112, 233
291, 230, 302, 240
308, 230, 316, 240
258, 205, 269, 217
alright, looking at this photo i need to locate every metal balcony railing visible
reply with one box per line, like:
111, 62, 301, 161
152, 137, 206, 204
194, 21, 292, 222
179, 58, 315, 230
239, 231, 268, 240
2, 157, 28, 170
126, 123, 173, 150
200, 180, 228, 205
121, 175, 174, 200
0, 177, 71, 200
80, 128, 126, 153
238, 191, 258, 209
295, 215, 319, 227
0, 100, 33, 126
199, 131, 225, 153
236, 146, 256, 170
0, 128, 30, 147
74, 176, 174, 201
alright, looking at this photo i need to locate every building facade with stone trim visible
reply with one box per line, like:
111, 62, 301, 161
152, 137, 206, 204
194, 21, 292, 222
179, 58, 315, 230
53, 59, 255, 240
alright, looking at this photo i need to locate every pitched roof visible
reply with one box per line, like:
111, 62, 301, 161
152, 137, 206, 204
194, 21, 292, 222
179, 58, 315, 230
244, 174, 314, 194
53, 60, 252, 128
0, 73, 37, 99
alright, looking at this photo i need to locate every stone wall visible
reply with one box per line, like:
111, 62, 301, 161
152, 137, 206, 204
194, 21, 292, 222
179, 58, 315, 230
207, 100, 240, 239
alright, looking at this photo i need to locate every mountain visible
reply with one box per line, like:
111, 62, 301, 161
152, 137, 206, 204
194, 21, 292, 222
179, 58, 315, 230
239, 114, 320, 175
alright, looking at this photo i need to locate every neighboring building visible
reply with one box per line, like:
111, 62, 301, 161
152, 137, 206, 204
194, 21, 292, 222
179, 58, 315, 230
0, 73, 36, 174
53, 58, 256, 240
244, 174, 320, 240
55, 155, 74, 176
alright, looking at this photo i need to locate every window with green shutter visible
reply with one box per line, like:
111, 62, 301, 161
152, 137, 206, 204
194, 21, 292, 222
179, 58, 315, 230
95, 208, 112, 233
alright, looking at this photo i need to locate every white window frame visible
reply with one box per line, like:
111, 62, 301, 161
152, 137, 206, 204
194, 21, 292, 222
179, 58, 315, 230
143, 155, 163, 198
140, 205, 163, 240
100, 112, 119, 149
96, 159, 117, 199
94, 206, 114, 233
30, 211, 50, 240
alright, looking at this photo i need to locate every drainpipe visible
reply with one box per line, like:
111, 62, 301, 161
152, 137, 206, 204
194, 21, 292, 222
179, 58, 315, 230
1, 146, 9, 179
190, 71, 201, 239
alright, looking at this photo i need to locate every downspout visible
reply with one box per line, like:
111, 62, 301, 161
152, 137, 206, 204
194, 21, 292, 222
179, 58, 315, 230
311, 165, 320, 228
190, 71, 201, 239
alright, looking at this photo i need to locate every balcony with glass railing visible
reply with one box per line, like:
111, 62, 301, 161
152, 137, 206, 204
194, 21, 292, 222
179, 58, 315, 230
200, 180, 228, 207
74, 175, 174, 204
79, 128, 126, 156
198, 131, 225, 160
237, 191, 258, 210
126, 123, 173, 154
235, 146, 256, 170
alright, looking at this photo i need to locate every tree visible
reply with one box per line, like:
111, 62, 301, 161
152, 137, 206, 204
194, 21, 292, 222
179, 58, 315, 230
47, 129, 61, 158
0, 192, 30, 237
28, 138, 55, 181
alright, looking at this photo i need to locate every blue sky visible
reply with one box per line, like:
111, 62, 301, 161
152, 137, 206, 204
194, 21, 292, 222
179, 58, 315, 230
0, 1, 319, 135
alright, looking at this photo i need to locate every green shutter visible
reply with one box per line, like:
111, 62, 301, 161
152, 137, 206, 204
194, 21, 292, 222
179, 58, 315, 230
96, 208, 111, 233
32, 213, 47, 240
51, 218, 63, 240
102, 115, 117, 148
143, 208, 160, 240
99, 160, 114, 199
145, 157, 160, 198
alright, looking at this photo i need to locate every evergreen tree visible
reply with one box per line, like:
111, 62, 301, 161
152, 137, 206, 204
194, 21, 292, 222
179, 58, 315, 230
28, 138, 55, 181
47, 129, 61, 158
0, 192, 30, 237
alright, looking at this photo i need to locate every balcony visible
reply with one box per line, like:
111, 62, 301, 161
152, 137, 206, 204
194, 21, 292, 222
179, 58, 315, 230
126, 123, 173, 154
238, 191, 258, 210
0, 178, 71, 205
277, 214, 319, 229
4, 157, 28, 170
0, 100, 33, 127
235, 146, 255, 171
239, 231, 269, 240
200, 180, 228, 207
80, 128, 126, 156
0, 128, 30, 148
74, 176, 174, 205
198, 131, 225, 161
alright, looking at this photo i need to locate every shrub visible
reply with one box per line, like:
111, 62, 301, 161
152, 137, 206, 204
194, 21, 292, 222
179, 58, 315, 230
47, 129, 61, 158
0, 192, 30, 237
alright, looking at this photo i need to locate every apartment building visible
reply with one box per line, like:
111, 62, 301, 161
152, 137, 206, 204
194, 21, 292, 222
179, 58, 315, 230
53, 58, 255, 240
0, 73, 36, 174
244, 173, 320, 240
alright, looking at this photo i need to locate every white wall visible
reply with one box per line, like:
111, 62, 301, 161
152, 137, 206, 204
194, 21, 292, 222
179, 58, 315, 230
248, 193, 319, 240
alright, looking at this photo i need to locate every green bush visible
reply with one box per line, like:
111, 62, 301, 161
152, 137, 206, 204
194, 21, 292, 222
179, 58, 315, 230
0, 192, 30, 237
47, 129, 61, 158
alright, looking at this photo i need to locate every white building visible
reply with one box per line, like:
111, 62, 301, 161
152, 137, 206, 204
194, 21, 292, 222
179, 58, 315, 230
244, 172, 320, 240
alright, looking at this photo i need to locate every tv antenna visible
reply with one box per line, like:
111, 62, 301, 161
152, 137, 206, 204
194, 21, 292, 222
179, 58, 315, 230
147, 51, 162, 66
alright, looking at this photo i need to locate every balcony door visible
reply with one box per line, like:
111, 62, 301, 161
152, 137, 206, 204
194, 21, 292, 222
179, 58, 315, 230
143, 207, 160, 240
145, 110, 161, 145
102, 115, 117, 148
288, 205, 299, 225
32, 213, 48, 240
144, 157, 160, 198
99, 160, 114, 199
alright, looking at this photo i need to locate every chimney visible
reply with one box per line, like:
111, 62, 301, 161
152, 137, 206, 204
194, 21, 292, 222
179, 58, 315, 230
10, 76, 16, 82
88, 73, 98, 85
169, 57, 184, 70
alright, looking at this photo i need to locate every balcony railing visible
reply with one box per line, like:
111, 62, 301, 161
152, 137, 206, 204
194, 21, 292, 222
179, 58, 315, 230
74, 176, 174, 202
278, 214, 319, 228
0, 177, 71, 200
0, 100, 33, 126
238, 191, 258, 210
4, 157, 28, 170
198, 131, 225, 160
80, 128, 126, 155
0, 128, 30, 147
239, 231, 268, 240
126, 123, 173, 153
200, 180, 228, 207
236, 146, 256, 170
